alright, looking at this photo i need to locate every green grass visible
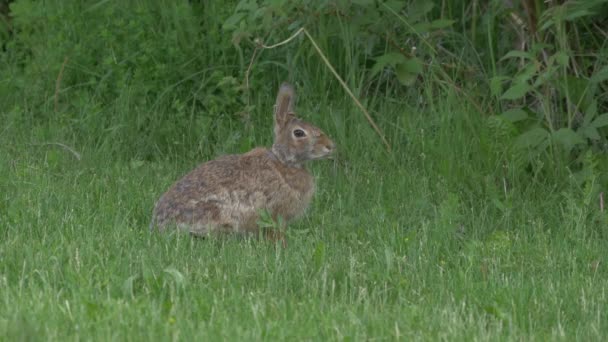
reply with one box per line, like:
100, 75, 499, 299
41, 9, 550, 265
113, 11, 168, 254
1, 0, 607, 340
2, 96, 607, 340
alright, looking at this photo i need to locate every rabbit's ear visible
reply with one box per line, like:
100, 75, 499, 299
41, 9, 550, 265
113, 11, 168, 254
274, 83, 296, 136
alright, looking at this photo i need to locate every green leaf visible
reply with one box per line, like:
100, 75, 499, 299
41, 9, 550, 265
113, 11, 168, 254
500, 50, 534, 61
236, 0, 259, 11
352, 0, 374, 5
487, 115, 517, 139
539, 19, 554, 32
395, 57, 423, 86
500, 108, 528, 123
552, 128, 585, 153
514, 63, 538, 83
591, 113, 608, 128
582, 100, 598, 127
554, 51, 569, 67
560, 76, 590, 110
429, 19, 455, 29
401, 57, 423, 73
580, 126, 601, 140
382, 0, 406, 12
222, 12, 246, 30
490, 76, 508, 97
565, 9, 593, 21
411, 22, 431, 34
501, 83, 531, 100
409, 0, 434, 20
370, 52, 407, 77
268, 0, 288, 7
532, 66, 557, 88
514, 127, 550, 150
395, 66, 416, 85
591, 65, 608, 84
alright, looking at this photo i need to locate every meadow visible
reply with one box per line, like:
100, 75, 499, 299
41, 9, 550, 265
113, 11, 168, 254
1, 0, 607, 340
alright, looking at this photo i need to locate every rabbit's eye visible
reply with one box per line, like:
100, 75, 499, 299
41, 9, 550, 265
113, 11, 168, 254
293, 129, 306, 138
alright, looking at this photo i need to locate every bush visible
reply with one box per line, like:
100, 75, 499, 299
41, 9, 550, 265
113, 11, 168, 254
1, 0, 247, 159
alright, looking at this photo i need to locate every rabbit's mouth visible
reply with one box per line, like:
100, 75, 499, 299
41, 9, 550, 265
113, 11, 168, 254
311, 142, 335, 160
310, 151, 335, 161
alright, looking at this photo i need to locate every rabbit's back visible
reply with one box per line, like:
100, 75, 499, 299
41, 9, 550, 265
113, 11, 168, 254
152, 148, 314, 235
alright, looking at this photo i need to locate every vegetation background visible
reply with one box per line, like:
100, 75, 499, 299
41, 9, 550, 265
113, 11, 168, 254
1, 0, 607, 339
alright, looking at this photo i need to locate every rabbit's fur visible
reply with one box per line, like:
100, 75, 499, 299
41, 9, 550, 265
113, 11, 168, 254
150, 83, 335, 241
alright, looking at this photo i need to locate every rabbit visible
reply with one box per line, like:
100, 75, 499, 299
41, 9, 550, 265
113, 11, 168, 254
150, 82, 335, 244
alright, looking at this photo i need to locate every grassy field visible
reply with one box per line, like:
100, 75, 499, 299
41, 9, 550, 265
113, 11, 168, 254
1, 0, 607, 340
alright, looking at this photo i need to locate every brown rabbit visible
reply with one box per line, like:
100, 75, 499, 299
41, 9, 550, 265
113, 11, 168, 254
150, 82, 335, 243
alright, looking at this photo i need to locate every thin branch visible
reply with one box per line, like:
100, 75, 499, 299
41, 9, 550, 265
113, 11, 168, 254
301, 29, 391, 152
244, 45, 261, 117
257, 27, 305, 49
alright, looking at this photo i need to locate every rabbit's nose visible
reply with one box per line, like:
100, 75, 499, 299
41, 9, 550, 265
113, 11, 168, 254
324, 141, 335, 153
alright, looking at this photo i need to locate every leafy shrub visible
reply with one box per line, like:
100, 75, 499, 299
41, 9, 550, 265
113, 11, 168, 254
488, 0, 608, 173
223, 0, 456, 90
1, 0, 245, 159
